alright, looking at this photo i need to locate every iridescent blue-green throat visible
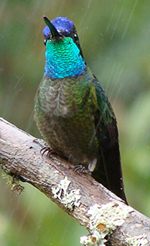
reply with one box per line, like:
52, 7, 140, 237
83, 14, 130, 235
45, 37, 86, 79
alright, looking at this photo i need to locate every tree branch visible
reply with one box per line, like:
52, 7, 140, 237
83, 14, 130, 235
0, 117, 150, 245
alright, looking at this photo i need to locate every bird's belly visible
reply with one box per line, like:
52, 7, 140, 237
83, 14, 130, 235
35, 77, 98, 167
39, 111, 98, 167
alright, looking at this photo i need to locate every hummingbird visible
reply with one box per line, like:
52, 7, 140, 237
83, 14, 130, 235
34, 16, 127, 204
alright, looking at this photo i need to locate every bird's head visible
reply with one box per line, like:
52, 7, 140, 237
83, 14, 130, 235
43, 16, 84, 58
43, 16, 86, 79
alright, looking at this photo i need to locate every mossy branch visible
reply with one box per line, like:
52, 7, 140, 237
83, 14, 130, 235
0, 117, 150, 245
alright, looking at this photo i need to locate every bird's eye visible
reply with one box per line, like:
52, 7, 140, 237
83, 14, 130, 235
43, 32, 52, 45
74, 33, 78, 41
44, 39, 47, 46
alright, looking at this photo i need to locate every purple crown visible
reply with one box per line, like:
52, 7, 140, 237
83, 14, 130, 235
43, 17, 74, 37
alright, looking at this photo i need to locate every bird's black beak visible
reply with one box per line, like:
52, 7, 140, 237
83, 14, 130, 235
43, 16, 62, 40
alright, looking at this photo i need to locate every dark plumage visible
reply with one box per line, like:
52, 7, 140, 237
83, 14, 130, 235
34, 16, 127, 204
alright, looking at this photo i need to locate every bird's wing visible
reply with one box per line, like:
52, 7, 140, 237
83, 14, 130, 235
91, 78, 127, 204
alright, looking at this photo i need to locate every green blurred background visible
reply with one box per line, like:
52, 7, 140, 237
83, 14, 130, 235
0, 0, 150, 245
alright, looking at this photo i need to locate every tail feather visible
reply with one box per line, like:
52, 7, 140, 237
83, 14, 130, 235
92, 118, 128, 204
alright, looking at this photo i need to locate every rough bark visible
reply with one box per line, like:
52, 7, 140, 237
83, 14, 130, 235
0, 117, 150, 245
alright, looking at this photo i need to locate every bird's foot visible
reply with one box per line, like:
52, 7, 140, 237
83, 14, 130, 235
73, 164, 91, 174
40, 147, 55, 157
72, 165, 92, 181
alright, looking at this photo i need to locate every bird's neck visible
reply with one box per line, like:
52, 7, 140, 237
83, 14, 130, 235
44, 37, 86, 79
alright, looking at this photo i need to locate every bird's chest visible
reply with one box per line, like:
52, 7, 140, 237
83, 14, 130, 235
40, 77, 91, 118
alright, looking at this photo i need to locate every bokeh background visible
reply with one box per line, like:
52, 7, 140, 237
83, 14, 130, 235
1, 0, 150, 245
